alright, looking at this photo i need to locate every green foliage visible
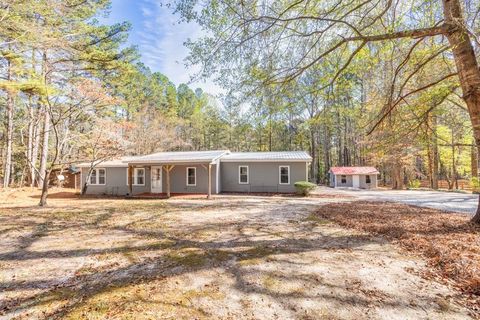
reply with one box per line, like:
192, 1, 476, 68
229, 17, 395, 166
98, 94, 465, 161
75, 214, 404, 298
407, 179, 421, 189
471, 177, 480, 194
294, 181, 317, 196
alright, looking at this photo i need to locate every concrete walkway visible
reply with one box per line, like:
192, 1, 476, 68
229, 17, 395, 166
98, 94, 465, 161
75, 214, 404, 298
315, 187, 478, 217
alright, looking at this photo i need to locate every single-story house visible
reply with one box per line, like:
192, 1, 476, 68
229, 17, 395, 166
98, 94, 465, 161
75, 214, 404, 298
77, 150, 311, 197
329, 166, 379, 189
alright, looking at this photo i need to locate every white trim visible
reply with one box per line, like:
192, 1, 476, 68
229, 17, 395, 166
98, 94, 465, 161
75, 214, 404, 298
352, 175, 360, 188
133, 167, 145, 186
125, 167, 146, 186
305, 162, 308, 181
215, 160, 220, 194
211, 151, 230, 163
88, 168, 106, 185
151, 166, 163, 193
186, 167, 196, 186
238, 165, 249, 184
279, 165, 290, 185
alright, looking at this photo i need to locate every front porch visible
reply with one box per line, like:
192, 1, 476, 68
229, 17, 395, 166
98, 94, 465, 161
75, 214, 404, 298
126, 162, 218, 199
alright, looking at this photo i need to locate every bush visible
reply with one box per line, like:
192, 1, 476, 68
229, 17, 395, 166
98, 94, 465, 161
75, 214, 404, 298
294, 181, 317, 196
471, 177, 480, 194
407, 179, 421, 189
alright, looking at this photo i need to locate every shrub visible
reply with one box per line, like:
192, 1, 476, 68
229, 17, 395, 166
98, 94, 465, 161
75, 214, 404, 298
407, 179, 421, 189
471, 177, 480, 194
294, 181, 317, 196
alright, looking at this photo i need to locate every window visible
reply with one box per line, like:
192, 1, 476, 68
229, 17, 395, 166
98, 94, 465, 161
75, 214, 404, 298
186, 167, 196, 186
134, 168, 145, 185
239, 166, 249, 184
125, 168, 146, 186
366, 175, 371, 184
341, 175, 347, 184
89, 168, 106, 185
279, 166, 290, 184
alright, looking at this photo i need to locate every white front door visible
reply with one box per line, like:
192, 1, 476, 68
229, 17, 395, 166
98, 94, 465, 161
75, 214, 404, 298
352, 175, 360, 188
151, 166, 162, 193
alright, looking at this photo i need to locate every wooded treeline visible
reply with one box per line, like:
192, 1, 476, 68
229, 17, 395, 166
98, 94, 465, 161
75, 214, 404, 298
172, 0, 479, 192
0, 0, 478, 207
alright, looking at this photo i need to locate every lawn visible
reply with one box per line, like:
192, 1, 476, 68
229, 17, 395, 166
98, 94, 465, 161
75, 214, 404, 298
0, 188, 475, 319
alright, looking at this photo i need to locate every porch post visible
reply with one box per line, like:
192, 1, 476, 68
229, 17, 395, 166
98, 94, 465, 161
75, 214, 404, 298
207, 164, 212, 199
166, 165, 171, 198
128, 165, 133, 195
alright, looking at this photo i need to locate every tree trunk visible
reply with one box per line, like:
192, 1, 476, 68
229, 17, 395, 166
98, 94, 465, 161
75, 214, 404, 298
27, 103, 34, 185
432, 115, 439, 189
38, 105, 50, 188
3, 60, 14, 188
451, 132, 458, 190
3, 93, 14, 188
471, 143, 478, 179
391, 164, 403, 189
81, 182, 88, 195
31, 113, 40, 187
426, 111, 439, 189
475, 195, 480, 224
323, 127, 331, 184
310, 129, 317, 182
442, 0, 480, 222
38, 168, 49, 206
427, 136, 433, 188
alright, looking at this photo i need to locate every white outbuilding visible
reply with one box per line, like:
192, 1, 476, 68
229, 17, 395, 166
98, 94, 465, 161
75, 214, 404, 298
329, 167, 379, 189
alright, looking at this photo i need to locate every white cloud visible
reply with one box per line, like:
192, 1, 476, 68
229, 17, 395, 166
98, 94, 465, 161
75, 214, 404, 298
136, 0, 224, 96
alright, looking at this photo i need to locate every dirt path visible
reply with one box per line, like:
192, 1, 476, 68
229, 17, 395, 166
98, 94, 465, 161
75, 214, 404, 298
0, 189, 472, 319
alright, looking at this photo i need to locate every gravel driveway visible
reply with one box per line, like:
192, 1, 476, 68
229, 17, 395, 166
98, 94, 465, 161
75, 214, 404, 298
315, 187, 478, 216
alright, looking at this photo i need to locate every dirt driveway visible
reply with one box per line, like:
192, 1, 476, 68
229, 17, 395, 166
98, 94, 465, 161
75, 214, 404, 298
0, 190, 472, 319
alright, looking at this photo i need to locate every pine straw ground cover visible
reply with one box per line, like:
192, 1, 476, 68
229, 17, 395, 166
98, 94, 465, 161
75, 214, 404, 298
315, 201, 480, 315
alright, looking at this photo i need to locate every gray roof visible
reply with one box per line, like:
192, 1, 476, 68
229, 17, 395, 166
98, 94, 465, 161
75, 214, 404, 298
126, 150, 229, 164
76, 156, 139, 168
221, 151, 311, 162
77, 151, 311, 167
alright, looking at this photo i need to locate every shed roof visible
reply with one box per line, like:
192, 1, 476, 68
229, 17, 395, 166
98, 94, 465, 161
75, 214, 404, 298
330, 167, 379, 175
125, 150, 229, 164
221, 151, 311, 162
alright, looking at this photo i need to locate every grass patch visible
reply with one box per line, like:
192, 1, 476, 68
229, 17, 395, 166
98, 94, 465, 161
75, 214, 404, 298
64, 281, 223, 320
304, 213, 331, 225
238, 257, 263, 266
165, 248, 208, 268
262, 274, 281, 291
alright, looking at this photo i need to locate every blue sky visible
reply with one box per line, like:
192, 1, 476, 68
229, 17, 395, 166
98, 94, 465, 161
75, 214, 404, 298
103, 0, 221, 95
